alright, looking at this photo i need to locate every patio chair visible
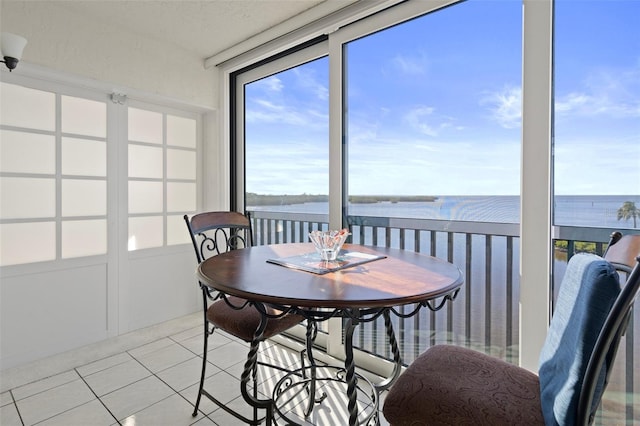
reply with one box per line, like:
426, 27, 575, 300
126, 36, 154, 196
184, 211, 305, 424
382, 232, 640, 426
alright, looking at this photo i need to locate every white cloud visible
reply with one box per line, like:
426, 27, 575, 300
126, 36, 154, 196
481, 86, 522, 129
292, 68, 328, 101
555, 91, 640, 118
245, 97, 328, 127
392, 53, 428, 75
555, 93, 591, 112
254, 76, 283, 93
556, 66, 640, 118
403, 106, 455, 137
245, 98, 308, 125
245, 68, 329, 127
253, 99, 283, 112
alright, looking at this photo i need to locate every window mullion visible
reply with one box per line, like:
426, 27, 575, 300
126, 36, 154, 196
520, 0, 553, 371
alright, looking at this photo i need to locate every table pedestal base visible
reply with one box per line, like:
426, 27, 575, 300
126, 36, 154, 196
273, 366, 378, 426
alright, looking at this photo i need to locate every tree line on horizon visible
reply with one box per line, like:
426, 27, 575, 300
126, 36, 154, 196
246, 193, 438, 206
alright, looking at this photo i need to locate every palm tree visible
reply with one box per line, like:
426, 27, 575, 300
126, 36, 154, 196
617, 201, 639, 228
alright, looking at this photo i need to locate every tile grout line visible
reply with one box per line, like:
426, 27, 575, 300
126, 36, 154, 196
8, 389, 26, 426
75, 369, 122, 426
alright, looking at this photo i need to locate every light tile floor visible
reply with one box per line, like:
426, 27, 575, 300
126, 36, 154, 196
1, 313, 389, 426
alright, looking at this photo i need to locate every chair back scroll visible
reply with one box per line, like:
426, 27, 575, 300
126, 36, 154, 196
577, 233, 640, 425
184, 211, 254, 264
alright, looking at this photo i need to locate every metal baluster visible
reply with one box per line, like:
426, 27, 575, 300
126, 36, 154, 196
465, 233, 472, 348
485, 234, 492, 350
506, 236, 514, 362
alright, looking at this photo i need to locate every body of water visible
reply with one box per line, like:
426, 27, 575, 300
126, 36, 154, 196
250, 195, 640, 229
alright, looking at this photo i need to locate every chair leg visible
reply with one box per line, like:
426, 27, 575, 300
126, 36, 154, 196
192, 300, 210, 417
253, 359, 259, 423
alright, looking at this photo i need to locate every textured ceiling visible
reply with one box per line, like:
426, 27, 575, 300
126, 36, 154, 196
50, 0, 358, 59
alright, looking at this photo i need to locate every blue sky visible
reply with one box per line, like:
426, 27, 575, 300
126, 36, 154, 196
245, 0, 639, 197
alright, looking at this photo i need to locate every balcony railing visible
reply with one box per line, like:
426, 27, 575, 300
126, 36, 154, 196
248, 209, 638, 425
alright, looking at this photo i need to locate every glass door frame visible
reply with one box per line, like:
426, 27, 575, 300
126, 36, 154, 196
226, 0, 553, 374
232, 40, 334, 351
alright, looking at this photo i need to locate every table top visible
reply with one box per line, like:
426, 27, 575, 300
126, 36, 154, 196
197, 243, 463, 309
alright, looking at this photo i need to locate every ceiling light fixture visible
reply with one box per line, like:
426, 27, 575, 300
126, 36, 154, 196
1, 32, 28, 72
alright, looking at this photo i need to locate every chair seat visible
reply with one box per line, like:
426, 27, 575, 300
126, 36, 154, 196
207, 296, 303, 342
383, 345, 544, 426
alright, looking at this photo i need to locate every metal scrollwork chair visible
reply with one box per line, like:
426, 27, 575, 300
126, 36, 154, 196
383, 232, 640, 426
184, 211, 305, 424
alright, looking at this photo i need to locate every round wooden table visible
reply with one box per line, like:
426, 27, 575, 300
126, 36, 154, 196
197, 243, 463, 425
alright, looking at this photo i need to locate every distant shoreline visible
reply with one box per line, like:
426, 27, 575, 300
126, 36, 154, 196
246, 194, 639, 228
348, 195, 438, 204
246, 193, 438, 206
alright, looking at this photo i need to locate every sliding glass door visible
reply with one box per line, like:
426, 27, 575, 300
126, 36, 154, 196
336, 0, 522, 366
235, 42, 329, 222
553, 1, 640, 422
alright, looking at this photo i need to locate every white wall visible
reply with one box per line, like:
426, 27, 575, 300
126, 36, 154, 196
1, 264, 109, 369
125, 253, 201, 332
0, 3, 220, 372
0, 1, 217, 109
